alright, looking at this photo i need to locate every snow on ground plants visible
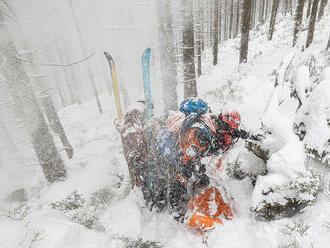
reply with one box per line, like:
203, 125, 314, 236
1, 11, 330, 248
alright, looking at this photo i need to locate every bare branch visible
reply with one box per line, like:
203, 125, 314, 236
16, 52, 95, 67
18, 38, 61, 56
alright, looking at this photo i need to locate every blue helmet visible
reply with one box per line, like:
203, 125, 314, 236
179, 97, 209, 116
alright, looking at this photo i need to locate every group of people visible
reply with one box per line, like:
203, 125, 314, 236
116, 97, 261, 230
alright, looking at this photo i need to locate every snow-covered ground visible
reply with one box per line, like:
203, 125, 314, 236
1, 12, 330, 248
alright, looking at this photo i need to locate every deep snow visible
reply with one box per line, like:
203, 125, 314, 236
1, 10, 330, 248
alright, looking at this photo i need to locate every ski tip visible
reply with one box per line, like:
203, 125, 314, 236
142, 48, 151, 63
104, 51, 113, 61
143, 47, 151, 56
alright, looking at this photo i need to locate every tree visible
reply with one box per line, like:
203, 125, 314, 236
327, 34, 330, 50
269, 0, 280, 40
306, 0, 319, 48
196, 0, 203, 76
306, 0, 313, 18
235, 0, 240, 37
293, 0, 306, 47
15, 25, 74, 160
239, 0, 252, 63
182, 0, 197, 98
157, 0, 178, 112
67, 0, 103, 114
318, 0, 328, 21
0, 12, 67, 182
213, 0, 219, 65
259, 0, 265, 24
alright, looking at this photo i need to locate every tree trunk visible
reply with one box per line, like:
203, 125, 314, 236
67, 0, 103, 114
197, 0, 203, 76
306, 0, 313, 17
229, 0, 234, 38
240, 0, 252, 63
0, 13, 67, 182
182, 0, 197, 98
269, 0, 280, 40
318, 0, 328, 21
327, 34, 330, 49
157, 0, 178, 112
260, 0, 265, 24
213, 0, 219, 65
306, 0, 319, 48
235, 0, 240, 37
265, 0, 270, 20
293, 0, 306, 47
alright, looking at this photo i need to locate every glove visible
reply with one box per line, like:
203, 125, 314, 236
249, 134, 264, 141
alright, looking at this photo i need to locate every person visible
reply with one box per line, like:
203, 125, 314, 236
118, 97, 261, 230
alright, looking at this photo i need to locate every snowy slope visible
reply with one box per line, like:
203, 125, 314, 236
1, 11, 330, 248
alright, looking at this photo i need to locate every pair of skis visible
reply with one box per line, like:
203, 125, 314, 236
104, 48, 153, 189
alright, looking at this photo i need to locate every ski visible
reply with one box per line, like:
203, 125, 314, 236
141, 48, 154, 194
142, 48, 153, 122
104, 51, 136, 187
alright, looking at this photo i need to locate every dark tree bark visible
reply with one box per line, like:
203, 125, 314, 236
327, 34, 330, 49
182, 0, 197, 98
260, 0, 265, 24
318, 0, 328, 21
235, 0, 240, 37
265, 0, 270, 20
157, 0, 178, 111
269, 0, 280, 40
197, 0, 203, 76
306, 0, 313, 17
229, 0, 234, 38
213, 0, 219, 65
0, 13, 67, 182
293, 0, 306, 47
239, 0, 252, 63
306, 0, 320, 48
288, 0, 293, 14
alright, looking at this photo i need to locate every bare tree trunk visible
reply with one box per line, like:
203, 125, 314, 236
293, 0, 306, 47
0, 13, 67, 182
260, 0, 265, 24
318, 0, 328, 21
197, 0, 203, 76
306, 0, 319, 48
306, 0, 313, 17
235, 0, 240, 37
67, 0, 103, 114
264, 0, 270, 20
269, 0, 280, 40
327, 34, 330, 49
288, 0, 293, 14
240, 0, 252, 63
182, 0, 197, 98
229, 0, 234, 38
213, 0, 219, 65
157, 0, 178, 112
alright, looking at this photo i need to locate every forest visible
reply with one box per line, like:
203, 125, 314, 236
0, 0, 330, 247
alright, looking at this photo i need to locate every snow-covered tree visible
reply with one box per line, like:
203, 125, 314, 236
0, 10, 67, 182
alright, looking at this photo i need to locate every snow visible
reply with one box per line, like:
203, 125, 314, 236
1, 9, 330, 248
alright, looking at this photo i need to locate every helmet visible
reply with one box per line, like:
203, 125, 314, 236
219, 111, 241, 129
179, 97, 209, 116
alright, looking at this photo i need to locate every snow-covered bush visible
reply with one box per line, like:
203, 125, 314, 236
117, 236, 162, 248
50, 191, 85, 211
70, 209, 105, 231
251, 53, 323, 220
89, 186, 116, 210
2, 203, 31, 221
